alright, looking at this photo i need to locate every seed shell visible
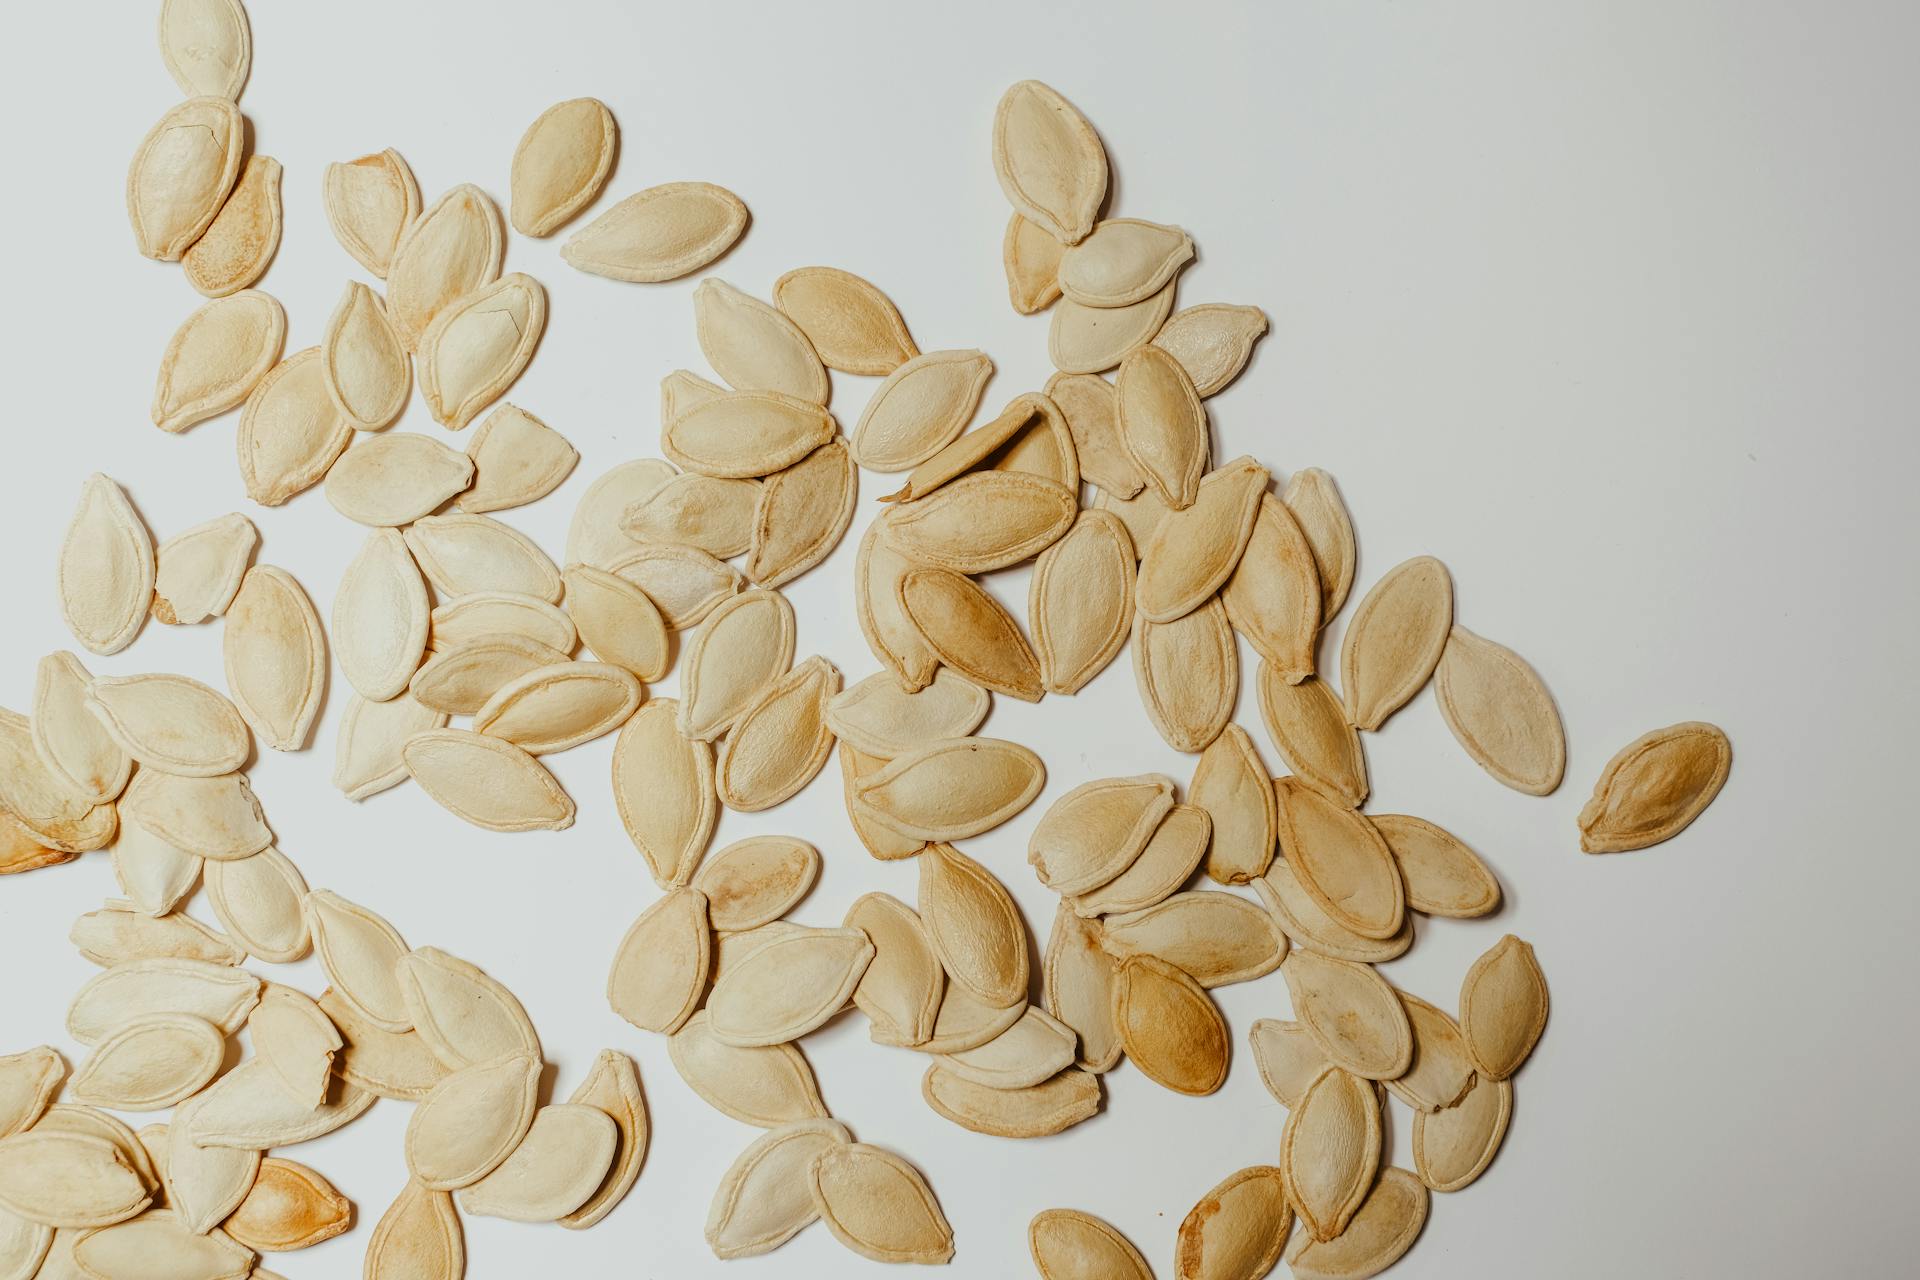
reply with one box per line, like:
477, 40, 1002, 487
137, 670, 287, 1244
32, 654, 131, 804
151, 513, 257, 626
126, 96, 244, 260
187, 1057, 374, 1150
157, 0, 251, 98
622, 473, 760, 558
678, 588, 796, 741
1281, 467, 1357, 622
1028, 773, 1176, 897
853, 737, 1046, 842
668, 1011, 828, 1128
1434, 626, 1567, 795
57, 475, 153, 657
612, 698, 717, 887
304, 890, 410, 1032
1248, 1019, 1331, 1109
121, 770, 271, 862
1003, 213, 1065, 313
606, 888, 711, 1035
398, 947, 541, 1071
322, 149, 420, 278
363, 1178, 463, 1280
69, 1014, 223, 1112
560, 182, 748, 283
472, 661, 643, 755
1413, 1073, 1512, 1193
402, 729, 576, 832
918, 843, 1028, 1008
1224, 494, 1321, 680
1133, 597, 1237, 754
1059, 218, 1193, 308
843, 894, 945, 1045
745, 437, 858, 588
851, 350, 994, 472
882, 471, 1077, 575
1029, 1208, 1151, 1280
1259, 674, 1369, 808
203, 846, 309, 964
405, 514, 563, 601
385, 184, 505, 351
1100, 891, 1286, 988
826, 669, 989, 759
510, 97, 617, 237
1110, 955, 1229, 1095
457, 1103, 617, 1223
319, 283, 410, 431
1136, 456, 1268, 623
773, 266, 918, 375
558, 1049, 649, 1230
1115, 344, 1209, 509
1457, 934, 1549, 1081
1384, 992, 1477, 1114
417, 273, 546, 430
235, 349, 353, 506
1043, 905, 1121, 1073
1274, 777, 1402, 939
706, 926, 873, 1047
1282, 1066, 1381, 1242
249, 984, 341, 1107
183, 153, 282, 298
332, 530, 430, 702
1339, 556, 1454, 731
992, 80, 1107, 244
898, 567, 1043, 702
404, 1054, 539, 1191
460, 404, 578, 513
221, 1157, 352, 1251
1030, 509, 1135, 695
1578, 721, 1732, 853
806, 1144, 954, 1266
1069, 803, 1210, 918
662, 390, 836, 479
1188, 724, 1275, 884
1174, 1164, 1293, 1280
1255, 859, 1411, 965
1282, 951, 1413, 1081
921, 1063, 1101, 1139
694, 279, 829, 404
333, 691, 447, 802
1370, 814, 1500, 917
703, 1120, 851, 1260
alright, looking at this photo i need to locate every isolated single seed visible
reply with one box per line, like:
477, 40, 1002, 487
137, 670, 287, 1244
1004, 213, 1065, 314
236, 349, 352, 507
564, 565, 669, 681
57, 475, 153, 657
157, 0, 251, 99
561, 182, 749, 283
1578, 721, 1732, 853
320, 282, 410, 431
1339, 556, 1454, 731
1457, 934, 1549, 1081
68, 1014, 223, 1111
322, 148, 421, 278
707, 926, 874, 1048
1274, 777, 1402, 940
774, 266, 917, 375
1133, 597, 1237, 754
1282, 1066, 1382, 1242
68, 902, 241, 968
460, 403, 579, 513
918, 843, 1028, 1009
1030, 509, 1136, 695
222, 564, 326, 750
385, 184, 505, 351
1259, 673, 1369, 809
510, 97, 617, 237
151, 512, 257, 626
1174, 1164, 1293, 1280
1434, 626, 1568, 795
72, 1210, 252, 1277
126, 96, 244, 261
806, 1144, 955, 1266
183, 153, 282, 298
826, 669, 990, 758
992, 80, 1108, 245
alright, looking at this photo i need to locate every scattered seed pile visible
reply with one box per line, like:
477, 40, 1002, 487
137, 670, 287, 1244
0, 3, 1739, 1277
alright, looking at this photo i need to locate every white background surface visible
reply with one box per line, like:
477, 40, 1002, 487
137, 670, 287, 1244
2, 1, 1915, 1276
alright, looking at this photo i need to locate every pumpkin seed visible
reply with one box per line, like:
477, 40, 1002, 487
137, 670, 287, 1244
1274, 777, 1402, 938
1224, 495, 1321, 679
1255, 859, 1410, 964
0, 824, 75, 876
183, 154, 281, 298
151, 513, 256, 625
304, 891, 410, 1032
363, 1179, 462, 1280
510, 97, 617, 237
566, 459, 677, 569
621, 472, 760, 558
1283, 1066, 1381, 1242
108, 816, 200, 915
71, 1210, 251, 1278
854, 523, 939, 689
322, 149, 420, 278
853, 737, 1046, 842
29, 1107, 156, 1188
745, 437, 857, 588
1059, 219, 1193, 308
897, 568, 1042, 702
126, 97, 243, 261
1100, 891, 1285, 988
221, 1157, 351, 1251
69, 903, 240, 968
404, 1054, 539, 1191
560, 182, 748, 282
1413, 1073, 1511, 1193
1070, 804, 1211, 918
992, 80, 1106, 245
1152, 303, 1270, 398
81, 675, 247, 779
715, 659, 841, 811
606, 888, 711, 1035
1281, 467, 1357, 622
385, 185, 505, 351
921, 1063, 1100, 1139
1031, 1208, 1151, 1280
409, 635, 572, 716
990, 396, 1081, 491
694, 837, 820, 934
472, 661, 642, 755
157, 0, 250, 98
0, 1208, 51, 1279
886, 985, 1026, 1056
936, 1006, 1076, 1090
417, 273, 546, 430
319, 283, 410, 431
332, 692, 447, 802
203, 846, 309, 964
57, 475, 153, 657
458, 1104, 616, 1223
1431, 626, 1567, 795
1029, 774, 1175, 897
1051, 283, 1176, 375
876, 392, 1064, 504
235, 349, 352, 506
317, 989, 448, 1103
557, 1049, 649, 1229
773, 266, 917, 375
1384, 992, 1476, 1114
1248, 1019, 1330, 1109
851, 350, 994, 471
1043, 374, 1134, 491
807, 1143, 954, 1266
1340, 556, 1454, 730
332, 530, 430, 702
1137, 457, 1268, 622
612, 698, 717, 887
703, 1119, 851, 1259
706, 926, 873, 1047
660, 367, 727, 421
401, 729, 576, 832
695, 279, 829, 404
1003, 213, 1065, 313
1188, 724, 1275, 884
429, 591, 575, 654
917, 843, 1028, 1008
827, 670, 987, 760
1133, 597, 1237, 754
1116, 343, 1210, 510
222, 565, 325, 750
670, 1009, 828, 1129
399, 948, 540, 1071
1091, 482, 1171, 553
1457, 934, 1548, 1081
0, 1048, 66, 1139
1284, 1165, 1429, 1279
1174, 1164, 1292, 1280
188, 1057, 373, 1150
1030, 509, 1135, 695
560, 565, 667, 681
678, 588, 796, 741
1370, 814, 1500, 917
32, 654, 130, 803
121, 770, 271, 862
404, 514, 563, 601
838, 745, 927, 859
0, 709, 116, 854
246, 984, 340, 1108
881, 471, 1076, 573
1259, 674, 1368, 808
607, 542, 746, 629
459, 404, 578, 513
1110, 954, 1228, 1095
68, 1015, 222, 1112
843, 894, 944, 1045
1282, 951, 1413, 1081
1578, 721, 1732, 853
662, 390, 836, 478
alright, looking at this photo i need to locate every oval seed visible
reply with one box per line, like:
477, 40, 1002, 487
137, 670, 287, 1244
852, 737, 1046, 842
1059, 218, 1193, 307
430, 591, 575, 654
1111, 955, 1229, 1095
678, 588, 796, 741
82, 674, 248, 778
1259, 674, 1369, 808
510, 97, 617, 237
417, 273, 546, 430
560, 181, 748, 282
1249, 1019, 1331, 1109
386, 185, 504, 351
840, 748, 932, 860
120, 769, 271, 861
1282, 951, 1413, 1081
1578, 721, 1732, 853
558, 1049, 649, 1230
157, 0, 250, 98
126, 96, 244, 261
1152, 303, 1270, 397
1115, 344, 1209, 509
844, 894, 944, 1045
607, 543, 745, 629
1136, 456, 1268, 622
1003, 213, 1065, 313
1274, 777, 1402, 939
1030, 508, 1135, 695
1030, 1208, 1151, 1280
188, 1057, 374, 1150
704, 1120, 851, 1260
1069, 804, 1211, 918
398, 947, 540, 1070
612, 699, 716, 888
1414, 1074, 1512, 1193
1047, 371, 1139, 495
1028, 773, 1176, 897
222, 1157, 352, 1251
0, 1048, 62, 1138
851, 350, 994, 472
706, 927, 874, 1047
1282, 1067, 1381, 1242
1041, 905, 1120, 1072
1339, 556, 1454, 731
409, 635, 572, 717
1133, 597, 1237, 754
1255, 859, 1411, 965
1174, 1164, 1292, 1280
826, 669, 989, 758
564, 565, 668, 681
715, 658, 841, 811
854, 523, 939, 689
937, 1007, 1076, 1091
1100, 890, 1285, 988
774, 266, 917, 375
621, 473, 760, 558
151, 512, 257, 625
33, 653, 131, 803
806, 1144, 954, 1266
1457, 934, 1549, 1081
662, 390, 836, 479
363, 1179, 462, 1280
402, 729, 576, 832
1284, 1166, 1429, 1279
472, 662, 643, 755
661, 367, 727, 421
880, 471, 1076, 574
304, 890, 410, 1032
746, 437, 857, 588
1281, 467, 1357, 622
68, 904, 240, 968
0, 710, 117, 855
457, 1104, 617, 1223
460, 404, 578, 513
249, 985, 341, 1107
69, 1014, 223, 1111
694, 279, 829, 404
183, 153, 281, 298
320, 283, 410, 431
404, 514, 563, 601
235, 349, 353, 506
921, 1063, 1100, 1139
992, 80, 1107, 245
566, 458, 676, 568
668, 1010, 827, 1128
606, 889, 711, 1035
898, 568, 1043, 702
1371, 814, 1500, 917
918, 843, 1028, 1008
203, 846, 309, 963
222, 565, 325, 750
71, 1210, 250, 1277
322, 149, 420, 278
1385, 992, 1477, 1114
1224, 494, 1321, 680
333, 530, 430, 702
57, 475, 153, 657
108, 816, 199, 915
404, 1054, 539, 1191
1434, 626, 1567, 795
1189, 724, 1275, 884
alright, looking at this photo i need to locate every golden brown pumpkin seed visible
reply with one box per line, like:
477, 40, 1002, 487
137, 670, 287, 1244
1457, 934, 1548, 1080
404, 1054, 539, 1191
1137, 456, 1268, 622
385, 185, 505, 351
1003, 212, 1064, 313
1370, 814, 1500, 917
57, 476, 153, 657
1115, 343, 1209, 509
472, 661, 642, 755
322, 149, 420, 278
707, 927, 873, 1048
851, 350, 995, 472
703, 1120, 850, 1260
695, 279, 829, 404
1413, 1073, 1512, 1193
921, 1063, 1100, 1139
183, 154, 281, 298
918, 843, 1028, 1008
1224, 495, 1320, 679
561, 182, 748, 282
1248, 1018, 1330, 1109
1259, 674, 1368, 808
897, 568, 1043, 702
557, 1049, 649, 1230
1255, 859, 1411, 965
157, 0, 250, 99
332, 530, 430, 703
402, 729, 576, 832
1384, 992, 1477, 1114
1282, 951, 1413, 1081
1189, 724, 1275, 885
1133, 597, 1237, 754
459, 404, 578, 513
1111, 955, 1229, 1095
853, 737, 1046, 842
1174, 1164, 1292, 1280
606, 888, 711, 1035
1031, 509, 1136, 695
404, 514, 563, 602
881, 471, 1076, 574
126, 97, 243, 261
663, 390, 837, 479
678, 588, 796, 741
222, 565, 325, 750
319, 283, 410, 431
807, 1144, 954, 1266
363, 1178, 462, 1280
1273, 778, 1401, 939
221, 1157, 351, 1251
1059, 218, 1193, 308
1578, 721, 1732, 853
1100, 891, 1285, 988
1284, 1166, 1429, 1279
456, 1104, 617, 1223
151, 513, 257, 626
992, 80, 1107, 245
417, 273, 546, 430
235, 349, 352, 507
1434, 626, 1567, 795
1152, 303, 1270, 398
668, 1011, 827, 1128
774, 266, 917, 375
1281, 467, 1357, 623
203, 846, 309, 963
1041, 905, 1119, 1072
510, 97, 616, 237
1282, 1066, 1381, 1242
1340, 556, 1454, 731
715, 658, 841, 811
621, 472, 760, 558
612, 698, 716, 887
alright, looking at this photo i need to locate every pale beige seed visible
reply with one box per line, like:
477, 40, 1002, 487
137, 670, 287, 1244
1111, 955, 1229, 1095
607, 543, 746, 630
1285, 1166, 1429, 1279
1282, 467, 1357, 622
992, 80, 1107, 245
166, 1093, 257, 1233
1255, 859, 1411, 965
843, 894, 944, 1045
221, 1157, 352, 1251
0, 1207, 51, 1278
472, 661, 642, 755
402, 728, 576, 832
898, 567, 1043, 702
678, 588, 796, 741
1458, 933, 1549, 1081
660, 367, 727, 422
662, 390, 837, 479
460, 404, 578, 513
1225, 495, 1321, 680
716, 658, 841, 811
746, 437, 857, 588
405, 514, 563, 601
25, 1106, 157, 1185
151, 513, 256, 625
70, 1210, 251, 1278
621, 472, 760, 558
826, 669, 988, 759
318, 989, 448, 1103
1385, 993, 1477, 1114
1189, 724, 1275, 884
1059, 218, 1194, 308
362, 1179, 463, 1280
157, 0, 250, 98
1283, 951, 1414, 1081
108, 816, 200, 916
428, 591, 575, 654
203, 846, 309, 963
840, 745, 927, 860
1070, 804, 1210, 918
1260, 673, 1369, 808
69, 903, 240, 968
249, 985, 341, 1108
881, 471, 1076, 574
606, 888, 711, 1035
1029, 1208, 1151, 1280
1029, 773, 1176, 897
1153, 303, 1270, 397
706, 927, 874, 1047
1003, 213, 1065, 314
876, 391, 1066, 504
773, 266, 917, 375
82, 675, 247, 779
1414, 1073, 1512, 1193
921, 1063, 1101, 1139
563, 565, 668, 681
386, 185, 505, 351
668, 1010, 826, 1129
560, 182, 748, 282
57, 475, 153, 657
1434, 626, 1567, 795
851, 350, 995, 471
1031, 509, 1135, 695
235, 349, 353, 506
417, 273, 546, 430
853, 737, 1046, 842
32, 653, 130, 804
304, 890, 410, 1032
1579, 721, 1732, 853
1092, 482, 1171, 553
68, 1015, 221, 1112
558, 1049, 649, 1230
612, 699, 716, 888
458, 1104, 617, 1223
404, 1054, 539, 1191
1283, 1066, 1381, 1243
510, 97, 617, 237
890, 985, 1026, 1056
1133, 598, 1237, 754
1115, 343, 1209, 509
183, 153, 281, 298
121, 769, 271, 861
1137, 456, 1268, 622
0, 822, 77, 875
334, 691, 445, 802
990, 396, 1081, 492
854, 523, 940, 689
1248, 1019, 1331, 1109
399, 948, 540, 1071
409, 635, 573, 717
332, 530, 430, 703
1274, 778, 1402, 939
319, 283, 410, 431
695, 279, 829, 404
126, 96, 243, 261
0, 706, 118, 854
1174, 1164, 1292, 1280
1051, 284, 1177, 375
322, 149, 420, 278
1371, 814, 1501, 917
1046, 372, 1140, 495
222, 565, 325, 750
704, 1120, 851, 1260
918, 843, 1028, 1008
937, 1007, 1076, 1091
187, 1057, 373, 1150
566, 458, 677, 568
1340, 556, 1454, 731
807, 1144, 954, 1266
1100, 891, 1285, 988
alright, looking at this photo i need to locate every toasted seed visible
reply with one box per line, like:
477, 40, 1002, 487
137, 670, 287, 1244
203, 847, 309, 964
1579, 721, 1732, 853
854, 524, 939, 690
704, 1119, 851, 1259
473, 661, 642, 755
1028, 774, 1175, 897
561, 181, 748, 282
405, 514, 562, 601
1174, 1164, 1293, 1280
334, 692, 444, 804
921, 1062, 1099, 1139
235, 349, 353, 506
843, 894, 944, 1044
1260, 674, 1368, 808
1281, 467, 1357, 622
1100, 891, 1285, 988
69, 1014, 222, 1112
744, 439, 857, 588
322, 149, 420, 278
1384, 993, 1476, 1114
897, 568, 1043, 702
331, 531, 430, 704
874, 392, 1061, 504
386, 185, 505, 351
662, 390, 836, 479
851, 350, 994, 471
0, 709, 116, 853
410, 635, 572, 716
992, 80, 1107, 245
1115, 344, 1209, 510
151, 514, 257, 626
363, 1178, 462, 1280
222, 565, 325, 750
1137, 457, 1268, 622
1043, 376, 1129, 489
1091, 482, 1170, 554
402, 728, 575, 832
1071, 804, 1210, 918
317, 989, 448, 1103
430, 591, 575, 654
304, 890, 410, 1032
1274, 777, 1402, 938
405, 1054, 539, 1191
1134, 598, 1237, 754
1187, 725, 1275, 885
122, 770, 271, 862
57, 475, 153, 657
1248, 1019, 1331, 1109
773, 267, 916, 375
458, 1104, 616, 1223
1371, 815, 1500, 917
937, 1006, 1075, 1091
1255, 860, 1410, 965
1004, 213, 1065, 313
126, 96, 243, 260
1431, 626, 1568, 795
881, 471, 1076, 574
1283, 1066, 1381, 1242
183, 154, 281, 298
675, 589, 793, 740
510, 98, 616, 237
1052, 283, 1176, 376
1340, 556, 1454, 731
693, 838, 820, 934
1030, 1208, 1150, 1280
853, 737, 1045, 842
808, 1143, 953, 1266
606, 889, 711, 1035
249, 985, 341, 1107
1283, 951, 1413, 1080
107, 816, 200, 915
1413, 1072, 1511, 1194
1225, 496, 1320, 680
917, 843, 1028, 1008
0, 823, 76, 876
1059, 219, 1193, 308
399, 948, 539, 1072
707, 927, 873, 1047
69, 903, 239, 968
165, 1093, 258, 1234
70, 1210, 251, 1277
556, 1050, 648, 1230
221, 1157, 350, 1252
1025, 510, 1135, 697
622, 472, 760, 558
32, 654, 131, 804
158, 0, 250, 98
695, 279, 829, 404
1111, 955, 1228, 1095
459, 404, 578, 513
189, 1057, 373, 1151
611, 698, 716, 887
1285, 1166, 1429, 1279
1152, 303, 1270, 398
319, 284, 410, 432
1458, 934, 1548, 1081
1041, 905, 1121, 1072
418, 273, 546, 430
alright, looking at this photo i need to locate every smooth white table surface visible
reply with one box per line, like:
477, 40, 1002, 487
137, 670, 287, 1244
2, 2, 1914, 1276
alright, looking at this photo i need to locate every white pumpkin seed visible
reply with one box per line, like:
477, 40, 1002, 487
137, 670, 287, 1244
0, 1207, 51, 1279
1152, 303, 1269, 397
1028, 773, 1175, 896
1259, 673, 1368, 808
429, 592, 576, 654
1174, 1164, 1293, 1280
165, 1093, 258, 1234
332, 531, 431, 703
459, 404, 578, 513
66, 958, 258, 1046
561, 565, 667, 681
1578, 721, 1732, 853
121, 770, 271, 862
57, 475, 153, 657
1413, 1073, 1512, 1193
875, 391, 1065, 504
880, 471, 1076, 573
1059, 218, 1193, 308
235, 349, 352, 506
703, 1120, 851, 1260
1115, 343, 1209, 509
806, 1143, 954, 1266
150, 513, 256, 625
0, 709, 117, 854
385, 185, 505, 351
417, 273, 547, 430
362, 1179, 462, 1280
317, 989, 448, 1103
1282, 1066, 1382, 1244
304, 890, 410, 1031
510, 98, 617, 237
126, 96, 244, 261
897, 567, 1043, 702
920, 1063, 1101, 1139
716, 659, 840, 811
917, 843, 1027, 1008
1281, 467, 1357, 622
108, 816, 201, 915
157, 0, 250, 98
203, 846, 309, 963
404, 514, 563, 601
472, 661, 642, 755
621, 472, 760, 558
31, 654, 131, 804
557, 1050, 649, 1230
612, 698, 717, 888
992, 80, 1107, 245
1133, 598, 1237, 754
1274, 777, 1402, 939
746, 438, 857, 588
0, 1048, 64, 1139
561, 182, 748, 282
401, 729, 575, 832
843, 894, 944, 1045
694, 279, 829, 404
662, 390, 837, 479
706, 927, 873, 1047
773, 266, 917, 375
678, 588, 796, 741
458, 1104, 616, 1222
826, 669, 989, 758
322, 149, 420, 279
69, 903, 240, 968
319, 283, 410, 431
82, 674, 248, 778
1030, 509, 1135, 695
1186, 724, 1274, 885
399, 948, 540, 1072
851, 350, 994, 471
1029, 1208, 1151, 1280
1003, 213, 1065, 313
669, 1009, 828, 1129
605, 889, 711, 1035
1224, 495, 1321, 679
68, 1015, 222, 1112
1457, 934, 1549, 1081
1433, 626, 1567, 795
1339, 556, 1454, 730
1282, 951, 1413, 1081
1370, 814, 1500, 917
248, 985, 341, 1107
607, 542, 745, 629
1110, 954, 1229, 1095
222, 565, 325, 751
1248, 1019, 1330, 1109
404, 1054, 539, 1191
853, 737, 1046, 842
74, 1209, 252, 1278
1049, 284, 1176, 375
183, 154, 281, 299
